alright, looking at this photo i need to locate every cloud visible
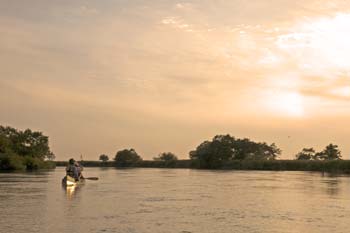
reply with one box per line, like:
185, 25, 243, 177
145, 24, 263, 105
175, 3, 193, 10
161, 16, 193, 31
175, 3, 185, 9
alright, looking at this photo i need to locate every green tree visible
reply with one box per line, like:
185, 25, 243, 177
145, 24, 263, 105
99, 154, 109, 162
0, 134, 10, 154
0, 125, 55, 170
295, 148, 316, 160
0, 126, 54, 160
46, 152, 56, 161
233, 139, 281, 160
315, 144, 341, 160
190, 135, 235, 169
258, 142, 281, 160
189, 134, 281, 168
154, 152, 178, 161
114, 149, 142, 166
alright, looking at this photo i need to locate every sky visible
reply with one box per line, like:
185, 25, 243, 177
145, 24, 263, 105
1, 0, 350, 160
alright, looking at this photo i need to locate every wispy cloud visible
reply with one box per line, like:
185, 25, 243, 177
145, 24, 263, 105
175, 2, 193, 10
161, 16, 193, 32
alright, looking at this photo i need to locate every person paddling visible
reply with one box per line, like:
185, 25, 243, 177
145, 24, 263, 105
66, 158, 80, 181
65, 159, 98, 182
74, 161, 84, 180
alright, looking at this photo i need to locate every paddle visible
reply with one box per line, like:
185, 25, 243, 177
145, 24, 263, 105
84, 177, 99, 180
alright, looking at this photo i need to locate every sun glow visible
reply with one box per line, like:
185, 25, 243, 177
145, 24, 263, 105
264, 91, 304, 117
253, 13, 350, 117
330, 86, 350, 97
276, 13, 350, 75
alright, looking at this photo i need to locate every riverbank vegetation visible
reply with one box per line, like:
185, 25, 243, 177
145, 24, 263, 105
0, 126, 55, 170
53, 134, 350, 173
295, 144, 342, 160
153, 152, 178, 162
2, 125, 346, 173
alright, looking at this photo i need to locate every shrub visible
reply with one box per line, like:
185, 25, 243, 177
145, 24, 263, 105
0, 153, 26, 170
114, 149, 142, 167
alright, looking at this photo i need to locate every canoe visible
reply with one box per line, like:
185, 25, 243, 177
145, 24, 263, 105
62, 175, 85, 187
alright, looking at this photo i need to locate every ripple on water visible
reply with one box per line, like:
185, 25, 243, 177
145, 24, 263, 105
2, 168, 350, 233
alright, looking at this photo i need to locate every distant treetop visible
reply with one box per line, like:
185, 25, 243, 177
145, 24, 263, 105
296, 144, 341, 161
153, 152, 178, 161
99, 154, 109, 162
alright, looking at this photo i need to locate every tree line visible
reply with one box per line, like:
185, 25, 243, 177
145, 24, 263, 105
97, 134, 342, 169
0, 125, 343, 170
99, 150, 178, 165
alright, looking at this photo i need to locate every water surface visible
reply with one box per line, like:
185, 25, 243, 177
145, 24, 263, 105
1, 168, 350, 233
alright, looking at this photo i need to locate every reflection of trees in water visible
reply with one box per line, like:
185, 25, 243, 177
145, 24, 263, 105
321, 172, 341, 196
325, 179, 340, 196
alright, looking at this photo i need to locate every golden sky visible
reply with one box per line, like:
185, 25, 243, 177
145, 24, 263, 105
1, 0, 350, 160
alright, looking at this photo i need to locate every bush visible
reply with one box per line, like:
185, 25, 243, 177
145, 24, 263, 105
0, 125, 56, 170
114, 149, 142, 167
41, 161, 56, 169
99, 154, 109, 162
24, 156, 44, 170
189, 134, 281, 169
154, 152, 178, 161
0, 153, 26, 170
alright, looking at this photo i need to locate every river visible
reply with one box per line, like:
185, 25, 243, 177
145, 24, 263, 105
1, 167, 350, 233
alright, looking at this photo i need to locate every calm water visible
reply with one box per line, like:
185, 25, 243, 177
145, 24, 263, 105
1, 167, 350, 233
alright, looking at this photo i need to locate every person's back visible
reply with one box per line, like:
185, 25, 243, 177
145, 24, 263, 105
66, 159, 79, 180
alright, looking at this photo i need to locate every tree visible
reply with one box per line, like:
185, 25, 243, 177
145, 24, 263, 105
99, 154, 109, 162
189, 134, 281, 168
258, 142, 281, 160
295, 148, 316, 160
233, 139, 281, 160
0, 134, 10, 154
154, 152, 178, 161
189, 135, 235, 169
114, 149, 142, 166
46, 152, 56, 161
315, 144, 341, 160
0, 126, 54, 160
0, 125, 55, 170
